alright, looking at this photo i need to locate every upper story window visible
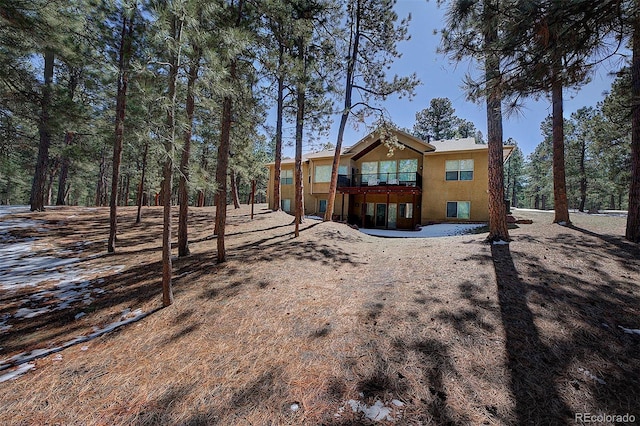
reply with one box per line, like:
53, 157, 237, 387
315, 165, 332, 183
361, 159, 419, 183
445, 159, 474, 181
282, 169, 293, 185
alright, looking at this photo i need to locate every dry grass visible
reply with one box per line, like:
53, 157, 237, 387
0, 205, 638, 425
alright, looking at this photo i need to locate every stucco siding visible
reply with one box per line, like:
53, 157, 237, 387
421, 150, 489, 222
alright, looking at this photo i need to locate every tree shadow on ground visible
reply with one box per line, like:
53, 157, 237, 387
491, 244, 573, 424
486, 237, 640, 424
0, 259, 169, 361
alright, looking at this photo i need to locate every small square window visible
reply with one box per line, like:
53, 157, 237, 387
460, 171, 474, 181
399, 203, 413, 219
281, 169, 293, 185
315, 165, 332, 183
446, 201, 470, 219
445, 159, 474, 181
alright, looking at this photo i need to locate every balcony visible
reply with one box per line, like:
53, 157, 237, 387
337, 172, 422, 193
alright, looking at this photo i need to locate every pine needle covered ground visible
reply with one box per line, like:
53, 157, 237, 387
0, 205, 638, 425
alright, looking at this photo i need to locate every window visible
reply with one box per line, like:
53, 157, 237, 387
315, 165, 332, 183
446, 201, 470, 219
365, 202, 374, 217
338, 165, 348, 175
445, 159, 474, 181
399, 159, 418, 181
361, 162, 378, 178
281, 199, 291, 212
282, 169, 293, 185
399, 203, 413, 219
319, 199, 327, 213
379, 160, 397, 182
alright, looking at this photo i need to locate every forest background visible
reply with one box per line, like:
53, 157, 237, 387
0, 0, 637, 226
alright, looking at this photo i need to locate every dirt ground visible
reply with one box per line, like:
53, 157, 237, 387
0, 204, 638, 425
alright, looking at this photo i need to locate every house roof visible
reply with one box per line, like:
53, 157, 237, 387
428, 137, 480, 152
275, 148, 346, 165
426, 137, 515, 161
343, 128, 435, 156
268, 133, 515, 166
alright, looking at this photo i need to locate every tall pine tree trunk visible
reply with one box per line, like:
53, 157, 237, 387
161, 12, 183, 307
56, 71, 79, 207
578, 138, 587, 212
273, 42, 284, 212
108, 8, 135, 253
56, 132, 74, 205
96, 150, 107, 206
178, 50, 200, 257
551, 72, 570, 224
483, 0, 509, 242
627, 6, 640, 242
215, 0, 243, 261
136, 142, 148, 224
216, 93, 232, 262
294, 35, 306, 238
325, 2, 360, 222
46, 161, 58, 206
230, 169, 241, 209
30, 49, 55, 212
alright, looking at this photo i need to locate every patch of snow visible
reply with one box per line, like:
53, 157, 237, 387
492, 240, 509, 245
0, 314, 11, 333
0, 206, 30, 218
75, 312, 86, 320
391, 399, 404, 407
14, 307, 51, 319
619, 326, 640, 336
305, 215, 324, 220
290, 403, 300, 412
52, 354, 63, 361
360, 223, 485, 239
348, 400, 393, 422
0, 309, 148, 370
557, 221, 567, 226
0, 363, 35, 383
578, 367, 606, 385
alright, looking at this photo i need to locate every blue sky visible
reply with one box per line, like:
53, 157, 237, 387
283, 0, 626, 158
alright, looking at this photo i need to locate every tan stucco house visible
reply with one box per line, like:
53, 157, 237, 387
266, 129, 514, 230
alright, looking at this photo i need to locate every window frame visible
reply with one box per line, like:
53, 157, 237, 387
314, 165, 332, 183
281, 169, 293, 185
399, 203, 413, 219
446, 201, 471, 219
445, 159, 474, 181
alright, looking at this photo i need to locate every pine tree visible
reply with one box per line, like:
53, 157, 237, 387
503, 138, 524, 208
439, 0, 510, 241
108, 0, 138, 253
324, 0, 418, 222
413, 97, 457, 141
497, 1, 621, 224
627, 2, 640, 242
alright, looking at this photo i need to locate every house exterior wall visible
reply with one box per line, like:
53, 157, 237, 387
421, 150, 489, 222
266, 162, 307, 213
304, 157, 353, 217
266, 133, 502, 226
